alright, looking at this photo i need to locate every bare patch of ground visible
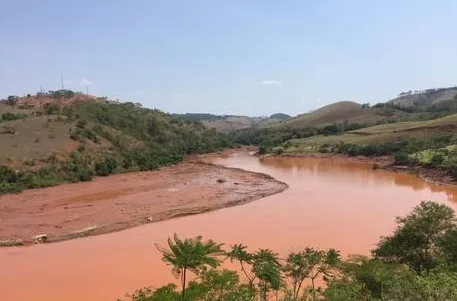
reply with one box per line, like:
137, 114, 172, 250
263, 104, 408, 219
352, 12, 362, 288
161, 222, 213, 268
0, 162, 287, 246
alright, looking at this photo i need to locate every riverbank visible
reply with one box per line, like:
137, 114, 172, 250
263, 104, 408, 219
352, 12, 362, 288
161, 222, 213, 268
0, 161, 287, 246
270, 152, 457, 187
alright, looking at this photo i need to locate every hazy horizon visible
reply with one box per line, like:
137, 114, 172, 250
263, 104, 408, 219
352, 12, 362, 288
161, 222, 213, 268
1, 0, 457, 116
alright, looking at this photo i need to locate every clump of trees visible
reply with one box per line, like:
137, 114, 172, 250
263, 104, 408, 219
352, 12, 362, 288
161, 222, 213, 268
121, 201, 457, 300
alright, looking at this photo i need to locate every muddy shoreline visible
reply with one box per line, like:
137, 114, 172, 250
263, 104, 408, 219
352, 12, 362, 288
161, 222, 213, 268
273, 152, 457, 187
0, 161, 288, 246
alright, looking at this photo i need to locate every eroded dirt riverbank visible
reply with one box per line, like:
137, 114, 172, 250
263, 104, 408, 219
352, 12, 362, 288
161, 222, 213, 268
0, 162, 287, 246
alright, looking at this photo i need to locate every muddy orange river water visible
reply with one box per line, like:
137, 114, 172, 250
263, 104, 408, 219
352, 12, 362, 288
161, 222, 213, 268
2, 151, 457, 301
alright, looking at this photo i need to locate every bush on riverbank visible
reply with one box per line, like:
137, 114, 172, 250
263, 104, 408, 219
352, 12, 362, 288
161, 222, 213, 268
121, 201, 457, 301
318, 136, 457, 180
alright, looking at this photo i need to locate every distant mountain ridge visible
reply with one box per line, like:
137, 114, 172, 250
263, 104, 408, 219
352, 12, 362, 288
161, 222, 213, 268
174, 112, 291, 132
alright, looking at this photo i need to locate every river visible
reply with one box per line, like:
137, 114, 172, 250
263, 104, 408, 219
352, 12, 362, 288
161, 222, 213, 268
1, 151, 457, 301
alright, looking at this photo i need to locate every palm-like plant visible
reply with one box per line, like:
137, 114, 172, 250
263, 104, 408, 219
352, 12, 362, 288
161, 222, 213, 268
155, 234, 225, 301
252, 249, 283, 301
227, 244, 256, 286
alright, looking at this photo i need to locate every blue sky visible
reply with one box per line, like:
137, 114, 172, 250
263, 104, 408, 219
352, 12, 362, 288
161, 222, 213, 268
1, 0, 456, 116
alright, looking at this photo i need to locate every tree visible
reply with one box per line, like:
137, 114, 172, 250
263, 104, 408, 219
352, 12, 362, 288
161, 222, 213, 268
304, 248, 341, 301
5, 95, 18, 105
325, 258, 419, 301
438, 228, 457, 270
373, 201, 457, 273
155, 234, 224, 301
284, 251, 313, 300
226, 244, 256, 286
252, 249, 282, 301
185, 269, 248, 301
325, 257, 457, 301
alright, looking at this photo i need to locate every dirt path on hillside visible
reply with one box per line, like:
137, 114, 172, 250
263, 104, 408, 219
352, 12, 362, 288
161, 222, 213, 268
0, 162, 287, 246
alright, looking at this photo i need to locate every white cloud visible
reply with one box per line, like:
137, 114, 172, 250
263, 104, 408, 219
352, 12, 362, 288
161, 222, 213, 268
134, 90, 144, 95
81, 78, 92, 85
260, 80, 283, 86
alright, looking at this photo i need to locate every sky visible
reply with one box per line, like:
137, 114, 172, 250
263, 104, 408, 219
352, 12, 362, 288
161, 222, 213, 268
1, 0, 457, 116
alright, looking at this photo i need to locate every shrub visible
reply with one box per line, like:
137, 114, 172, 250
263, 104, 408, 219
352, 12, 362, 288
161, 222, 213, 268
272, 146, 284, 155
1, 112, 26, 121
77, 144, 86, 152
0, 165, 18, 183
76, 120, 87, 128
84, 129, 99, 143
394, 151, 410, 165
0, 182, 23, 194
70, 131, 79, 141
258, 146, 267, 155
430, 153, 445, 167
77, 168, 93, 181
95, 157, 118, 176
44, 104, 61, 115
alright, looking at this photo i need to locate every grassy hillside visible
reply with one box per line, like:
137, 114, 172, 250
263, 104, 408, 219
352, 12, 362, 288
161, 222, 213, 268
231, 101, 412, 152
283, 114, 457, 153
270, 101, 408, 129
389, 87, 457, 109
0, 92, 231, 193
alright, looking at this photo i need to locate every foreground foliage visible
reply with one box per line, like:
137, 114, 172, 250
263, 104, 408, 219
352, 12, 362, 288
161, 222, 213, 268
121, 201, 457, 300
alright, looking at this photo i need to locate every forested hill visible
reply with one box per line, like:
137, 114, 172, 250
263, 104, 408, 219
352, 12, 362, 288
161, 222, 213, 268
174, 112, 291, 133
0, 91, 231, 193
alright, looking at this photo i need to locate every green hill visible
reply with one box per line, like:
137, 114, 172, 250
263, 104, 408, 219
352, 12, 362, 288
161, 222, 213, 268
0, 92, 230, 193
269, 101, 409, 130
283, 113, 457, 153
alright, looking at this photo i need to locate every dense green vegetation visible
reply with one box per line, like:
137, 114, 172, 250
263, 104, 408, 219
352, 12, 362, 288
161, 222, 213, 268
0, 99, 232, 194
231, 121, 374, 154
1, 112, 27, 122
121, 201, 457, 301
